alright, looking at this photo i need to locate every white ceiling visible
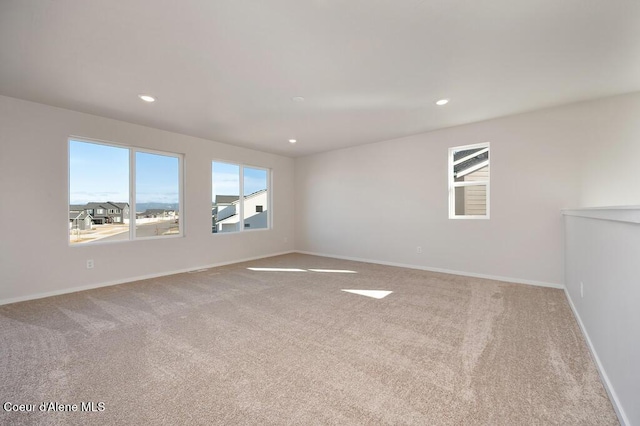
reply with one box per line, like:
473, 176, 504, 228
1, 1, 639, 157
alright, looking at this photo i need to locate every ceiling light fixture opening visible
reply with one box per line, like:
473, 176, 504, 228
436, 99, 449, 106
289, 139, 297, 144
292, 96, 305, 102
138, 94, 156, 103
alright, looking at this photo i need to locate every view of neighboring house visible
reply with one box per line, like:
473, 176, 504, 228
68, 202, 180, 234
453, 148, 489, 216
69, 202, 130, 225
69, 209, 93, 231
212, 190, 267, 232
212, 195, 238, 223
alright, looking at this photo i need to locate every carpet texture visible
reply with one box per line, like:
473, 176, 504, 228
0, 254, 618, 425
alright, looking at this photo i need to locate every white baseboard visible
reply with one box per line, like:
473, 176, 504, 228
295, 250, 564, 289
564, 288, 629, 426
3, 250, 561, 306
0, 250, 295, 306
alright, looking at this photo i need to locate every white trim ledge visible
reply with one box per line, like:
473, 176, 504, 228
562, 206, 640, 224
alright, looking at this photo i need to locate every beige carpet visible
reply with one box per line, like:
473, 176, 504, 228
0, 254, 618, 425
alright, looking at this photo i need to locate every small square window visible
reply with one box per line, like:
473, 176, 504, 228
256, 205, 263, 213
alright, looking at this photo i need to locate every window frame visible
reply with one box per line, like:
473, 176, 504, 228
68, 137, 184, 246
448, 142, 490, 220
211, 160, 271, 235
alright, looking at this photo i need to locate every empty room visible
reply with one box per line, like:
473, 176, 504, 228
1, 1, 639, 425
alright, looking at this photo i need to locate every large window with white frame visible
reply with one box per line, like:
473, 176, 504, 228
68, 139, 183, 244
448, 142, 490, 219
212, 161, 270, 233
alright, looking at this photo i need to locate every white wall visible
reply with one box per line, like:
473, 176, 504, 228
576, 94, 640, 206
563, 209, 640, 426
0, 95, 295, 303
296, 98, 619, 286
295, 92, 640, 286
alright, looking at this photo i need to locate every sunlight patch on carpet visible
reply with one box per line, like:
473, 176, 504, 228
341, 289, 393, 299
247, 268, 357, 273
247, 268, 307, 272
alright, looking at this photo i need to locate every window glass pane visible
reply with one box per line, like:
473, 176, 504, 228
453, 148, 489, 182
212, 162, 240, 233
69, 140, 129, 244
243, 167, 268, 230
135, 152, 180, 238
454, 185, 487, 216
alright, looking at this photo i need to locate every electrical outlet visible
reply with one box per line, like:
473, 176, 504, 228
580, 282, 583, 298
86, 259, 94, 269
416, 246, 422, 254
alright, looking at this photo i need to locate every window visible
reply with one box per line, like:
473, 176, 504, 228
212, 162, 240, 233
212, 161, 269, 233
136, 151, 180, 238
69, 139, 182, 244
243, 167, 268, 230
448, 142, 490, 219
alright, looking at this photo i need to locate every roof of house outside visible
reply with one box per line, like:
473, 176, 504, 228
454, 149, 489, 177
216, 213, 238, 224
82, 201, 129, 212
215, 195, 240, 205
69, 211, 91, 220
83, 202, 109, 212
245, 189, 267, 199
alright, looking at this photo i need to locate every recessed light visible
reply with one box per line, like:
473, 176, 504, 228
289, 139, 297, 144
138, 94, 156, 103
436, 99, 449, 106
292, 96, 305, 102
